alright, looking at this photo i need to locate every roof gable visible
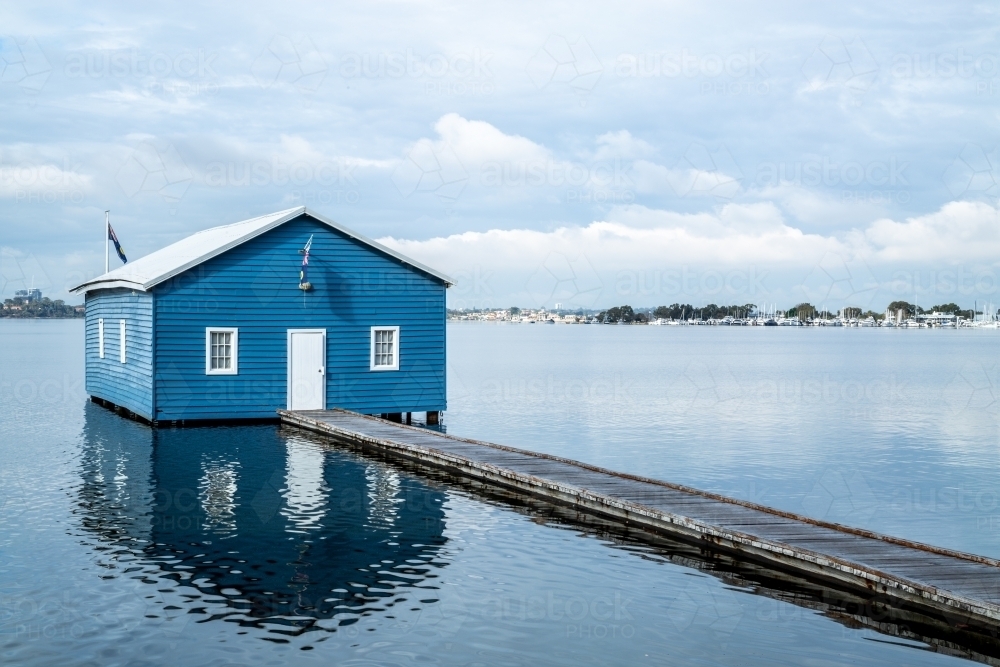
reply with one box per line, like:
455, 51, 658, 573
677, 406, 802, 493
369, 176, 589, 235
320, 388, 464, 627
70, 207, 453, 293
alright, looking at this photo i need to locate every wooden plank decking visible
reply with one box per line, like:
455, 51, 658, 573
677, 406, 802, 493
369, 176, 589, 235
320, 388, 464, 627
279, 408, 1000, 631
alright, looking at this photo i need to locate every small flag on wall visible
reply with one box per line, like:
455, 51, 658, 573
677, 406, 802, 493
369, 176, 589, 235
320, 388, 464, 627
108, 224, 127, 264
299, 234, 313, 291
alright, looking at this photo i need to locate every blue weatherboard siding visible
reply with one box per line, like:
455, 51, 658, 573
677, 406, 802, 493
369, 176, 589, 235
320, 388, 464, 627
85, 288, 154, 420
151, 214, 447, 421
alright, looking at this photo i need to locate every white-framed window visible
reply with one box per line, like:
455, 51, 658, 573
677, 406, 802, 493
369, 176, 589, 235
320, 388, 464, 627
98, 318, 105, 359
119, 320, 127, 364
370, 326, 400, 371
206, 328, 238, 375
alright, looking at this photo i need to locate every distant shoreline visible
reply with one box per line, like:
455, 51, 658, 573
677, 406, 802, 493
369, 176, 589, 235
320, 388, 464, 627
0, 315, 84, 320
445, 319, 994, 329
2, 297, 84, 319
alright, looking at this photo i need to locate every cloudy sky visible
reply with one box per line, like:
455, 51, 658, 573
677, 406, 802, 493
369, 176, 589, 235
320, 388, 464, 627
2, 2, 999, 311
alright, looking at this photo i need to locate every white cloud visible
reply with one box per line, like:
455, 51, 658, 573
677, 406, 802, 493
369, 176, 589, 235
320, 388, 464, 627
0, 145, 93, 199
593, 130, 656, 160
631, 159, 671, 194
381, 200, 1000, 308
866, 200, 1000, 262
384, 202, 838, 273
271, 134, 392, 170
432, 112, 550, 167
748, 181, 892, 230
401, 115, 672, 200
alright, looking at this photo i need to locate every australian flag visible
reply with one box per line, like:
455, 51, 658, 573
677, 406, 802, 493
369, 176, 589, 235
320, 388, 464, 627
108, 224, 127, 264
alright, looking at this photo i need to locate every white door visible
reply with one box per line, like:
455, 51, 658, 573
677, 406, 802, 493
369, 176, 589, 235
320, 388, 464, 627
288, 330, 326, 410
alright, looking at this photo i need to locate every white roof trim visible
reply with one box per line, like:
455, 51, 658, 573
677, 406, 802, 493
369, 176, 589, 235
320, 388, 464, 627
70, 206, 454, 294
77, 279, 146, 292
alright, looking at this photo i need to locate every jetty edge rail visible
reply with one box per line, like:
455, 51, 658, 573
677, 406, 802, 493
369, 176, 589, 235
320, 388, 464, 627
279, 408, 1000, 631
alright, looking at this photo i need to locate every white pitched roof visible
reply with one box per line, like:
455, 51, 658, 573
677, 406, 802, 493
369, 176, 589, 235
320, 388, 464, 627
70, 206, 453, 293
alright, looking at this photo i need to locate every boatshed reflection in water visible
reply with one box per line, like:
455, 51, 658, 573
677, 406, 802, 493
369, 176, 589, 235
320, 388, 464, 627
76, 403, 449, 637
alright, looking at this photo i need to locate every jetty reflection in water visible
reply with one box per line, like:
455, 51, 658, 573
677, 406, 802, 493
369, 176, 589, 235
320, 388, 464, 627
77, 403, 448, 638
75, 403, 1000, 662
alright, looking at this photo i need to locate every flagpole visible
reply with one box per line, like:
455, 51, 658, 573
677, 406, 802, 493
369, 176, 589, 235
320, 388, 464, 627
105, 210, 109, 274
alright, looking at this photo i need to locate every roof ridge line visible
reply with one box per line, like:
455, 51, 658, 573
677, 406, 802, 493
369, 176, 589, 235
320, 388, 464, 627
69, 206, 452, 293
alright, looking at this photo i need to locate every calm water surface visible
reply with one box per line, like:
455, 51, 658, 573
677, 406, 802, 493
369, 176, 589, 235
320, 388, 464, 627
1, 319, 998, 666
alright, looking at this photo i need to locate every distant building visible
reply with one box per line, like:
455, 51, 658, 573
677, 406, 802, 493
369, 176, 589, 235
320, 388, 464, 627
916, 311, 957, 325
14, 288, 41, 302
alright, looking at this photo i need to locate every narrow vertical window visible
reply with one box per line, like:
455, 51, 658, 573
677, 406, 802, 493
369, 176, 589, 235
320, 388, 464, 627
211, 332, 231, 369
98, 318, 105, 359
205, 328, 238, 375
370, 326, 400, 371
119, 320, 126, 364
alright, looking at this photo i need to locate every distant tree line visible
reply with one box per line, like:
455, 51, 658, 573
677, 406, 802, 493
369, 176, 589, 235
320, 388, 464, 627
883, 301, 974, 319
597, 303, 759, 323
597, 301, 982, 324
450, 301, 985, 323
1, 297, 83, 318
598, 305, 635, 323
770, 301, 977, 321
650, 303, 758, 321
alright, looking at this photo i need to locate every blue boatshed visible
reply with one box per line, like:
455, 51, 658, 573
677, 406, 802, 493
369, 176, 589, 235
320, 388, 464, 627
70, 206, 452, 424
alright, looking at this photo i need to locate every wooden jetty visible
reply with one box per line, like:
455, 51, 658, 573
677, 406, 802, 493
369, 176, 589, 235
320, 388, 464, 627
279, 408, 1000, 632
